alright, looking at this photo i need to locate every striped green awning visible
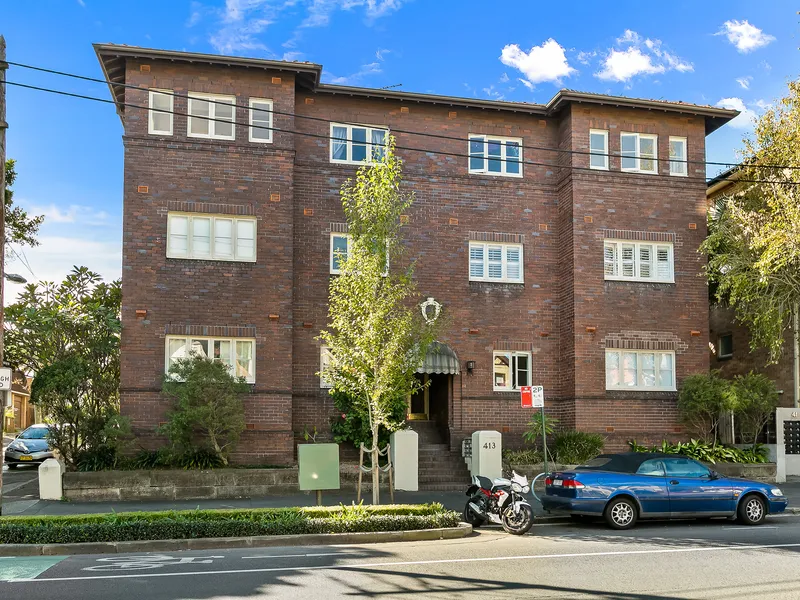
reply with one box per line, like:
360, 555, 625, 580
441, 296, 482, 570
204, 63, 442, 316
417, 341, 460, 375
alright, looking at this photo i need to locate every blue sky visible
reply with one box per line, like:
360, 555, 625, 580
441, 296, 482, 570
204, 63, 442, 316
2, 1, 797, 300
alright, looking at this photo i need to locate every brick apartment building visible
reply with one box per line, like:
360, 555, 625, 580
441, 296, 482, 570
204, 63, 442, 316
95, 44, 738, 465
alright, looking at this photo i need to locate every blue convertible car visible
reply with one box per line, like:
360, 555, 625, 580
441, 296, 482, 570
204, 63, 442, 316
541, 452, 787, 529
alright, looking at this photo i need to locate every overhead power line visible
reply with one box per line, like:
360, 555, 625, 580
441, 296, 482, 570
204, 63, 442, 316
2, 77, 797, 187
5, 59, 793, 173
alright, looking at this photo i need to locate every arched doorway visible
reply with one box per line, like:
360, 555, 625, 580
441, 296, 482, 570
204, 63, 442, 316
408, 342, 459, 441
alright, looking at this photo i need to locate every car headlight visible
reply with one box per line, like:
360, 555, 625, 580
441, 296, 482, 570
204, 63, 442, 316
511, 482, 522, 493
522, 485, 530, 494
9, 442, 28, 452
770, 488, 784, 497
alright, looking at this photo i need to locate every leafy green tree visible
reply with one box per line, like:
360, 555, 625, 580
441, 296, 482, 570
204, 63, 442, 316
730, 372, 779, 445
30, 354, 129, 469
161, 355, 248, 466
677, 372, 734, 443
329, 389, 408, 451
703, 80, 800, 362
4, 159, 45, 249
5, 268, 122, 469
319, 138, 439, 504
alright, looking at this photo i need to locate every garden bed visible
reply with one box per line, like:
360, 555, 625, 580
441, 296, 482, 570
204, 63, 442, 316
0, 504, 460, 545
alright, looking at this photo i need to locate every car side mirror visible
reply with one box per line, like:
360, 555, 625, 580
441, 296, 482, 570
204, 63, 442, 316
708, 470, 719, 480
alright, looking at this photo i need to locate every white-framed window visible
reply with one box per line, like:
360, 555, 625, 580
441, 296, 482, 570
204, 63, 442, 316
330, 233, 350, 274
148, 90, 173, 135
603, 240, 673, 283
167, 213, 256, 262
165, 336, 256, 383
249, 98, 273, 143
493, 351, 531, 391
589, 129, 608, 170
187, 92, 235, 140
669, 136, 687, 176
330, 123, 387, 164
329, 232, 389, 275
320, 346, 333, 389
620, 132, 657, 174
605, 349, 675, 391
468, 135, 522, 177
469, 241, 523, 283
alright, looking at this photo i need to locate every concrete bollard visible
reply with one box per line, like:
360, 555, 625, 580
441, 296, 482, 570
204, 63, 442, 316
390, 429, 419, 491
38, 458, 63, 500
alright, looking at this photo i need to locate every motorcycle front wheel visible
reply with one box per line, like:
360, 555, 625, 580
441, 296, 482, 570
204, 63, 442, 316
501, 504, 533, 535
463, 502, 486, 528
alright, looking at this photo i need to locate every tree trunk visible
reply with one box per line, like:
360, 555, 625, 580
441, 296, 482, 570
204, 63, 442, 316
371, 426, 379, 505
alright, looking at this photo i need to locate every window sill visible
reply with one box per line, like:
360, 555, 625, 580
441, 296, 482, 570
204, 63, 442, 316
249, 137, 274, 144
620, 169, 658, 176
492, 388, 525, 394
329, 159, 384, 166
604, 277, 674, 284
589, 165, 609, 171
148, 130, 173, 136
469, 279, 525, 285
669, 172, 689, 178
187, 133, 236, 142
166, 255, 258, 264
468, 171, 523, 179
605, 387, 677, 393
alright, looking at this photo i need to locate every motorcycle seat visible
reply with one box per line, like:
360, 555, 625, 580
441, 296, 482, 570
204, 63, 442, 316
475, 475, 493, 491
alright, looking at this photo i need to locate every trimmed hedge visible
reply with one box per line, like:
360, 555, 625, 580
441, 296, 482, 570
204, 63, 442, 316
0, 504, 461, 545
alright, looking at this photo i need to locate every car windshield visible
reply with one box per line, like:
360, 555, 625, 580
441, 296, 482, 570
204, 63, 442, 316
19, 428, 49, 440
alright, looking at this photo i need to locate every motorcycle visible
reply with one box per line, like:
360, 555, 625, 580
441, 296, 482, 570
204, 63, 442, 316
463, 470, 534, 535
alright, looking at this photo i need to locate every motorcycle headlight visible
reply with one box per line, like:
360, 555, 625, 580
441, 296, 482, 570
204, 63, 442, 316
770, 488, 784, 497
511, 482, 522, 493
522, 485, 530, 494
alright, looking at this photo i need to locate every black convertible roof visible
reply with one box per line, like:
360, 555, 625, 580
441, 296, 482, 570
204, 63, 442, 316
580, 452, 676, 473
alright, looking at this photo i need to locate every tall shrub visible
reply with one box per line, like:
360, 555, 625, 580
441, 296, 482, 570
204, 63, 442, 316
677, 372, 734, 443
329, 389, 407, 451
161, 355, 248, 466
730, 372, 779, 445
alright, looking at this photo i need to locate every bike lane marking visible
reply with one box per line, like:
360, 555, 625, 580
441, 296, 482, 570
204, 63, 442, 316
10, 541, 800, 583
0, 556, 67, 582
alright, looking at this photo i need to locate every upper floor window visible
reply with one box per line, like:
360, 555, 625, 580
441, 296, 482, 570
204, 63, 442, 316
167, 213, 256, 262
330, 124, 387, 164
165, 336, 256, 383
620, 133, 657, 174
493, 351, 531, 391
329, 232, 389, 275
605, 349, 675, 391
320, 346, 333, 389
469, 241, 523, 284
718, 333, 733, 359
468, 135, 522, 177
589, 129, 608, 170
669, 136, 688, 176
249, 98, 273, 143
188, 93, 235, 140
148, 90, 173, 135
604, 240, 673, 283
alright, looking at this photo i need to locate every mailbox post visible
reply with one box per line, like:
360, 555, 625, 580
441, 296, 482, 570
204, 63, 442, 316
470, 430, 502, 480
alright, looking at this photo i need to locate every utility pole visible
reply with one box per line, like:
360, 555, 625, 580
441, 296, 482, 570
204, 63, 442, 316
0, 35, 7, 515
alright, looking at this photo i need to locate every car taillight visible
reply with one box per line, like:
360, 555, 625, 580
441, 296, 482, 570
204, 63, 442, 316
545, 477, 553, 486
563, 479, 584, 489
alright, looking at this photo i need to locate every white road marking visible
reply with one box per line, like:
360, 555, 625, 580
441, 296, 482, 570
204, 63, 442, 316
721, 526, 777, 530
242, 553, 347, 559
13, 542, 800, 583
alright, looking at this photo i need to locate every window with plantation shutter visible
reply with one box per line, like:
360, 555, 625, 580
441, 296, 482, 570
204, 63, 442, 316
604, 240, 674, 283
468, 241, 524, 283
605, 349, 676, 391
167, 213, 257, 262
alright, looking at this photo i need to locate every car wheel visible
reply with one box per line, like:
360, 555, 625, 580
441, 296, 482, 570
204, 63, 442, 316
737, 494, 767, 526
604, 497, 638, 530
6, 463, 17, 469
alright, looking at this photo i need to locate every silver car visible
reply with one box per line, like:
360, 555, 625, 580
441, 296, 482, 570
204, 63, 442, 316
5, 424, 54, 467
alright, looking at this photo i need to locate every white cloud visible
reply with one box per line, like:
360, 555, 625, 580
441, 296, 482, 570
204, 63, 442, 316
518, 78, 534, 91
281, 51, 304, 61
595, 30, 693, 83
324, 61, 381, 85
499, 38, 576, 88
77, 0, 86, 6
375, 48, 391, 61
718, 20, 775, 53
301, 0, 404, 28
716, 97, 758, 129
482, 85, 504, 100
576, 50, 596, 65
25, 203, 109, 226
596, 47, 665, 82
754, 98, 771, 111
736, 76, 752, 89
499, 72, 509, 83
5, 237, 121, 300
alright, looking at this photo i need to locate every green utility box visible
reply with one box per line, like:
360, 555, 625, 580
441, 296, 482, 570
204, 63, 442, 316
298, 443, 340, 491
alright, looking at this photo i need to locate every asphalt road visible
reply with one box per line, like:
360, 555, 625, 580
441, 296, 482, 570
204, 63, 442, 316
3, 515, 800, 599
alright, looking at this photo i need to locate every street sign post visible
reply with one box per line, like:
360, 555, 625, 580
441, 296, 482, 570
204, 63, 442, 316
521, 385, 548, 477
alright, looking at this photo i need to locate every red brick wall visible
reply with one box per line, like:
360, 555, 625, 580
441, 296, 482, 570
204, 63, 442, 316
118, 58, 717, 463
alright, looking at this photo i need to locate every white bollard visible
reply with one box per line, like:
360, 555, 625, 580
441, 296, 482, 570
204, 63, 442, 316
390, 429, 419, 491
471, 430, 502, 481
38, 458, 63, 500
